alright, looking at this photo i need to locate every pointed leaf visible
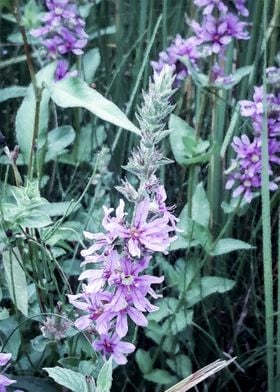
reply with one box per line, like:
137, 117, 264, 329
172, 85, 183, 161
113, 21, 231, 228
16, 63, 56, 163
186, 277, 235, 307
3, 248, 28, 316
48, 77, 140, 135
210, 238, 253, 256
96, 357, 112, 392
0, 86, 27, 103
44, 367, 88, 392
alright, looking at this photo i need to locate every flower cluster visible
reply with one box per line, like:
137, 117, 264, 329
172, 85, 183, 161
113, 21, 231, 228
68, 67, 178, 365
31, 0, 88, 80
226, 79, 280, 202
151, 0, 249, 86
0, 353, 21, 392
150, 35, 199, 87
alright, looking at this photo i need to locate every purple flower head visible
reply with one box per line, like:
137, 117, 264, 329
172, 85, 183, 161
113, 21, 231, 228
223, 13, 250, 40
235, 0, 249, 17
68, 290, 112, 332
108, 256, 164, 313
151, 35, 199, 86
93, 333, 135, 365
117, 197, 176, 258
191, 13, 249, 54
194, 0, 249, 17
55, 59, 78, 81
226, 134, 280, 202
57, 27, 87, 56
0, 353, 17, 391
30, 0, 88, 58
191, 15, 232, 54
194, 0, 228, 15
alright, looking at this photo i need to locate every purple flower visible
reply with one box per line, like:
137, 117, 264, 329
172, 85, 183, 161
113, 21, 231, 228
115, 197, 176, 257
57, 27, 88, 56
223, 13, 250, 40
68, 290, 112, 332
55, 59, 78, 81
97, 303, 148, 338
239, 86, 264, 117
191, 13, 249, 54
108, 257, 164, 313
235, 0, 249, 17
194, 0, 228, 15
0, 353, 17, 391
191, 15, 232, 54
93, 333, 135, 365
30, 0, 88, 58
226, 134, 280, 202
194, 0, 249, 17
151, 35, 199, 86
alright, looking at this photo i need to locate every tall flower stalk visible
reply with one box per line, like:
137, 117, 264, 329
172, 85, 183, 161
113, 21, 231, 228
68, 67, 178, 365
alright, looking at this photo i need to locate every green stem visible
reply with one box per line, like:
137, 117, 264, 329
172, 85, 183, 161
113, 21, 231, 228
28, 88, 42, 181
262, 1, 274, 390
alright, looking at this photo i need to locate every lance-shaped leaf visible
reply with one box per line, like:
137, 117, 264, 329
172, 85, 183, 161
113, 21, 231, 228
48, 77, 140, 135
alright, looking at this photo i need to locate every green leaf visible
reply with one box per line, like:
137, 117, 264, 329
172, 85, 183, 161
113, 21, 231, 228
0, 316, 21, 358
210, 238, 253, 256
145, 321, 179, 354
0, 86, 27, 103
169, 115, 195, 165
186, 277, 236, 307
3, 248, 28, 316
31, 335, 53, 352
96, 357, 112, 392
43, 125, 76, 162
170, 203, 211, 251
0, 307, 9, 320
40, 201, 77, 217
144, 369, 177, 385
48, 77, 140, 135
192, 182, 210, 228
169, 114, 210, 166
136, 349, 153, 374
16, 62, 56, 164
148, 297, 178, 322
44, 367, 88, 392
83, 48, 101, 84
168, 309, 193, 335
11, 376, 57, 392
167, 354, 192, 378
20, 209, 52, 228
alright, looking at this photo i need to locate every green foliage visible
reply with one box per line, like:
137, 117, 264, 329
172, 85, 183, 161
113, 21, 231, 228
2, 248, 28, 316
2, 180, 52, 229
44, 367, 88, 392
15, 63, 56, 164
96, 358, 113, 392
169, 115, 210, 166
48, 77, 140, 135
0, 86, 27, 102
